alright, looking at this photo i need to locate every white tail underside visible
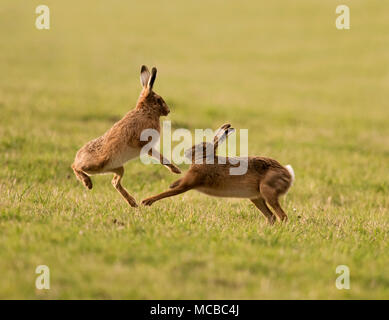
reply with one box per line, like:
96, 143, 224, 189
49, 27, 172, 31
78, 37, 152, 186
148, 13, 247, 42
285, 164, 295, 185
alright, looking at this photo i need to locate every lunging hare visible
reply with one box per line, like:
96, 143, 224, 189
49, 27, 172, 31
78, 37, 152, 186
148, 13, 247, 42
141, 124, 294, 224
72, 65, 181, 207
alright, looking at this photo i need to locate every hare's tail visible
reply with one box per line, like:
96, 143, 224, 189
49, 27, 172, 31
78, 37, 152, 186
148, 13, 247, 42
285, 164, 295, 185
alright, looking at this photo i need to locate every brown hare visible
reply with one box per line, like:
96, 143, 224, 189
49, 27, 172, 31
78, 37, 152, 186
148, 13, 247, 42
72, 65, 181, 207
141, 124, 294, 224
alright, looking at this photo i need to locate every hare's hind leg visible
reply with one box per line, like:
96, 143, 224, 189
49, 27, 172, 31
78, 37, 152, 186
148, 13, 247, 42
260, 184, 288, 222
251, 198, 276, 225
111, 167, 138, 207
71, 164, 93, 190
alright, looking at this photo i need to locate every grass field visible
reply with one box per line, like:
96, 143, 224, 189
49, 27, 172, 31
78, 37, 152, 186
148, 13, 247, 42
0, 0, 388, 299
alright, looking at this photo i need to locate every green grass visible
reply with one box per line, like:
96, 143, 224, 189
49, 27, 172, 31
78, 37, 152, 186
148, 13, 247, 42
0, 0, 388, 299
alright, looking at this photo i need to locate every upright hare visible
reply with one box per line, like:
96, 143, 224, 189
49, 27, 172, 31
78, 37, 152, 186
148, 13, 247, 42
72, 65, 181, 207
142, 124, 294, 224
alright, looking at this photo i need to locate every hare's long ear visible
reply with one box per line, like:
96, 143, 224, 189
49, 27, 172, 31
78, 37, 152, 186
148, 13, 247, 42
213, 123, 231, 144
147, 67, 157, 91
214, 126, 235, 150
140, 65, 151, 88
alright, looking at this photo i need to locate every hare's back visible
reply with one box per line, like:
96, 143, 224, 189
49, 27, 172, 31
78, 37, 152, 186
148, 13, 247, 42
193, 162, 260, 198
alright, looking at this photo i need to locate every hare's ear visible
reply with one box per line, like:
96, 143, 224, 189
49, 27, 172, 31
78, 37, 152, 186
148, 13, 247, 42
140, 65, 151, 88
147, 67, 157, 91
213, 123, 231, 144
218, 127, 235, 146
214, 124, 235, 150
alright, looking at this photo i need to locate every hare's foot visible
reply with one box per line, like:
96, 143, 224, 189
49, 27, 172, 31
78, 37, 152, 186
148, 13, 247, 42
141, 197, 155, 206
126, 197, 138, 208
72, 164, 93, 190
82, 176, 93, 190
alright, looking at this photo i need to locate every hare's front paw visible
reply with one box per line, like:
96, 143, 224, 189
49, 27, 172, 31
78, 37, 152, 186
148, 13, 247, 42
128, 200, 138, 208
142, 198, 155, 206
169, 165, 181, 174
123, 195, 138, 207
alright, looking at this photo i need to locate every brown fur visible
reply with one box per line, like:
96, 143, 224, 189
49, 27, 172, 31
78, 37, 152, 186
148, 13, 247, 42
142, 124, 293, 224
71, 65, 181, 207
